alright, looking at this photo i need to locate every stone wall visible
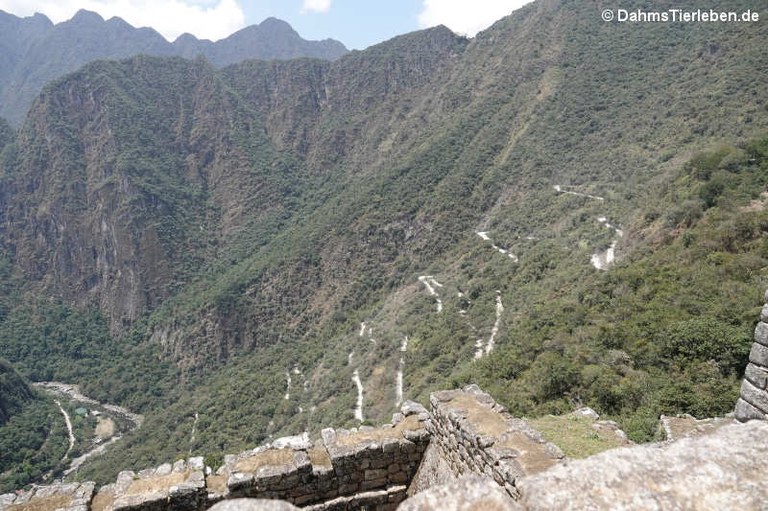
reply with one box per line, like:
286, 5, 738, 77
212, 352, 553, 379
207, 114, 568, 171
735, 289, 768, 420
1, 385, 564, 511
5, 368, 767, 511
1, 405, 430, 511
410, 385, 563, 499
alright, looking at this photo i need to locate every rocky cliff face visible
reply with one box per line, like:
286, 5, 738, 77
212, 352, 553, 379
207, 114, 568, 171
0, 56, 301, 331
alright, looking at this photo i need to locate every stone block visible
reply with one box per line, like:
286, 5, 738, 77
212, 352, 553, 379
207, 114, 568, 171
364, 468, 389, 481
320, 428, 336, 447
293, 493, 318, 506
749, 342, 768, 367
228, 472, 256, 493
745, 363, 768, 389
137, 468, 155, 478
390, 471, 410, 484
382, 437, 401, 453
739, 379, 768, 413
755, 321, 768, 346
518, 421, 768, 510
360, 478, 388, 491
272, 433, 312, 451
338, 482, 359, 495
398, 475, 521, 510
401, 400, 429, 417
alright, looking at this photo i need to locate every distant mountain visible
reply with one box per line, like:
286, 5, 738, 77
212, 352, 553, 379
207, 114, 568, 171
0, 10, 348, 125
173, 17, 348, 67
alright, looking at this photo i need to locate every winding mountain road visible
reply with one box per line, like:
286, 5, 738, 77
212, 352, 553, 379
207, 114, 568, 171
53, 400, 75, 461
33, 382, 143, 476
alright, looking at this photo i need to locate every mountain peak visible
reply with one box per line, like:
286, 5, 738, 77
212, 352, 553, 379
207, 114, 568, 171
70, 9, 104, 24
259, 17, 295, 32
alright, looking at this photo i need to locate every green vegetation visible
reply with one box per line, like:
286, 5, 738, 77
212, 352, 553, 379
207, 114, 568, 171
0, 360, 70, 492
472, 139, 768, 441
528, 414, 635, 458
1, 0, 768, 489
0, 358, 35, 425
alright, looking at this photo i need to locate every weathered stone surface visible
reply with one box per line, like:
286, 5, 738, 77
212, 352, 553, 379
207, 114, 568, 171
320, 428, 336, 448
748, 341, 768, 366
659, 414, 736, 441
745, 362, 768, 389
401, 401, 428, 417
739, 378, 768, 412
155, 463, 173, 476
755, 320, 768, 345
398, 475, 522, 510
518, 421, 768, 510
735, 397, 766, 421
208, 498, 300, 510
570, 407, 600, 420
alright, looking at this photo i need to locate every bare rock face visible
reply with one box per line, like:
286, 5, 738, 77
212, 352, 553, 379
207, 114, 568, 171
398, 475, 522, 511
517, 421, 768, 510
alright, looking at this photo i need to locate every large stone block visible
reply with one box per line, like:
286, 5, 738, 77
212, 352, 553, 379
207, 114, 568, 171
755, 321, 768, 347
749, 342, 768, 367
735, 397, 766, 422
739, 379, 768, 413
761, 304, 768, 322
398, 475, 521, 511
518, 421, 768, 510
745, 363, 768, 389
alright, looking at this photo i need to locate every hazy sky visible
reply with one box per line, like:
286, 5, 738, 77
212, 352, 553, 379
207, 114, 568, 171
0, 0, 535, 49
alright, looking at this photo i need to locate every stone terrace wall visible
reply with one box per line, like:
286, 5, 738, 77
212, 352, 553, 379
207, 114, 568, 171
412, 385, 563, 499
735, 289, 768, 420
1, 405, 430, 511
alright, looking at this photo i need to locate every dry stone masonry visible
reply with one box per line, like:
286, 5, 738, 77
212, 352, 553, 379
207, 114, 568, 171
411, 385, 563, 499
1, 404, 431, 511
735, 289, 768, 420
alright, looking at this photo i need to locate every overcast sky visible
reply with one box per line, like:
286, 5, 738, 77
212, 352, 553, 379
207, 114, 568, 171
0, 0, 535, 49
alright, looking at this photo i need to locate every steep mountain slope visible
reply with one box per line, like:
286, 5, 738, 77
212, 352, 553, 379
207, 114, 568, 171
0, 0, 767, 486
0, 358, 34, 425
0, 10, 348, 125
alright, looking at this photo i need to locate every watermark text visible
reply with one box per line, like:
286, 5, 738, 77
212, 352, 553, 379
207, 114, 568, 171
601, 8, 760, 23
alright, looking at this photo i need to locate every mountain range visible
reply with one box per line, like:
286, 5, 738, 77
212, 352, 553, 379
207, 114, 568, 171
0, 9, 348, 125
1, 0, 767, 490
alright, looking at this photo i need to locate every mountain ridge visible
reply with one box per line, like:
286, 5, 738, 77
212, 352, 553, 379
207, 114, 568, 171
0, 9, 349, 125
